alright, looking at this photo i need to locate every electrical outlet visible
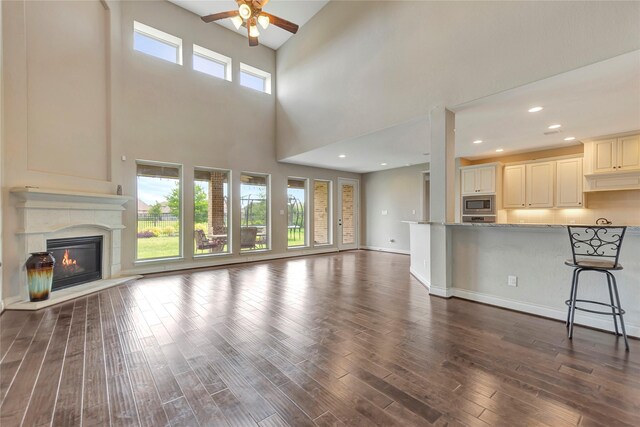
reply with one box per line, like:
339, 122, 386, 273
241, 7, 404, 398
508, 275, 518, 287
389, 238, 395, 243
381, 210, 388, 215
412, 209, 416, 215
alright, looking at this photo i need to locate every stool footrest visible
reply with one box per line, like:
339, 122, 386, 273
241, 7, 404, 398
565, 299, 626, 316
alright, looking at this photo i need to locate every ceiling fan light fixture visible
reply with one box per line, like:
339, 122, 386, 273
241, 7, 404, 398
249, 24, 260, 38
258, 15, 270, 29
231, 15, 243, 29
238, 3, 252, 20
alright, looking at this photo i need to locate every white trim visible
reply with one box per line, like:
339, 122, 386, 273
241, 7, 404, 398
361, 246, 410, 255
122, 246, 339, 276
193, 44, 232, 81
452, 288, 639, 338
133, 21, 183, 65
239, 62, 272, 94
410, 266, 430, 290
429, 286, 454, 298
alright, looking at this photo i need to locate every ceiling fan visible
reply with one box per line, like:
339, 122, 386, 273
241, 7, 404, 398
201, 0, 299, 47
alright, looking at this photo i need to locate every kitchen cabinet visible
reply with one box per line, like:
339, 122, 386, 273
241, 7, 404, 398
584, 133, 640, 192
460, 165, 496, 195
590, 135, 640, 174
503, 158, 583, 209
526, 162, 555, 208
503, 165, 526, 208
556, 158, 583, 207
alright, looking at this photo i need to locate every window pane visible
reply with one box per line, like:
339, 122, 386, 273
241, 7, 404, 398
137, 163, 181, 260
240, 173, 269, 251
314, 181, 331, 245
288, 179, 306, 247
134, 31, 178, 63
194, 169, 230, 255
240, 71, 266, 92
193, 54, 226, 79
341, 183, 355, 245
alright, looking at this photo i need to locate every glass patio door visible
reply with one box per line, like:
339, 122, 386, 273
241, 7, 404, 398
337, 178, 359, 250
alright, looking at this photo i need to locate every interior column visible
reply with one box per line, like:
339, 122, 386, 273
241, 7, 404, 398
429, 107, 455, 297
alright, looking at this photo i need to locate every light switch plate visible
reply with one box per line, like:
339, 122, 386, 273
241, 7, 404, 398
508, 275, 518, 287
381, 210, 388, 215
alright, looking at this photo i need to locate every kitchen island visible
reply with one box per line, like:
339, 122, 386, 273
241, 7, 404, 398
407, 221, 640, 337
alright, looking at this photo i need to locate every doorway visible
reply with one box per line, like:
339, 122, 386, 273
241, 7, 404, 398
337, 178, 359, 250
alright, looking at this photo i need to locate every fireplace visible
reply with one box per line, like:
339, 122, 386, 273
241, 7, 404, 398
47, 236, 103, 291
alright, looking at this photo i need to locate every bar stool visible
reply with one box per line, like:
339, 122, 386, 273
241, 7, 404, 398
565, 226, 628, 351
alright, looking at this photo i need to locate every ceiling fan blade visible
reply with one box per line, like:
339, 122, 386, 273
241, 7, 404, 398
247, 24, 259, 47
261, 12, 299, 34
201, 10, 238, 23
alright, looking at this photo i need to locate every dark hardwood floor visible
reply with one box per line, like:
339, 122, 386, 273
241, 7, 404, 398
1, 250, 639, 426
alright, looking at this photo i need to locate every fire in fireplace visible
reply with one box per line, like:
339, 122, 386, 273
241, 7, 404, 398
47, 236, 103, 291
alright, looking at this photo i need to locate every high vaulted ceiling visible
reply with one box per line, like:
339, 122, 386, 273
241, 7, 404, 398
169, 0, 330, 49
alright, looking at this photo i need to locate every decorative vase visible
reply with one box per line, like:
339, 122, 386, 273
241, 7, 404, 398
25, 252, 56, 302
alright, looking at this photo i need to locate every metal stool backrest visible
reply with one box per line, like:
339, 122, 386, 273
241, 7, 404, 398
567, 226, 626, 268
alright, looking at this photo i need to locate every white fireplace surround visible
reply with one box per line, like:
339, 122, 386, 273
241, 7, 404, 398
8, 187, 141, 310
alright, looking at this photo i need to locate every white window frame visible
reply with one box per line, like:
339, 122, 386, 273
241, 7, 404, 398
133, 21, 183, 65
313, 179, 333, 246
193, 44, 232, 81
240, 172, 271, 252
135, 160, 184, 263
193, 167, 232, 258
239, 62, 272, 94
287, 177, 309, 249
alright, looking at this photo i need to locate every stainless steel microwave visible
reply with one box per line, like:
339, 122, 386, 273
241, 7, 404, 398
462, 195, 496, 215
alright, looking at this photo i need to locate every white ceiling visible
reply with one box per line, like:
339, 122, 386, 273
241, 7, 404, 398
280, 117, 431, 173
169, 0, 329, 50
453, 50, 640, 159
283, 50, 640, 173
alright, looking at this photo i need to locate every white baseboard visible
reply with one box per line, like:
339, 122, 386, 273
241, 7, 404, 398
361, 246, 410, 255
409, 267, 430, 290
429, 286, 454, 298
452, 288, 639, 338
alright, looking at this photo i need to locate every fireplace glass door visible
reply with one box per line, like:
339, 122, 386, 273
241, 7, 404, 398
47, 236, 103, 291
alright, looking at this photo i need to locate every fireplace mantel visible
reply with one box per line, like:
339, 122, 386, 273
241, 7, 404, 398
8, 187, 140, 310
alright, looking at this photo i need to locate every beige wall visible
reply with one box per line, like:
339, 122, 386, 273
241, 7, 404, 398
1, 0, 358, 303
362, 164, 427, 252
276, 1, 640, 159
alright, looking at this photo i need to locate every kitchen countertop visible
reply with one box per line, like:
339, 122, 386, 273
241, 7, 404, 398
402, 221, 640, 233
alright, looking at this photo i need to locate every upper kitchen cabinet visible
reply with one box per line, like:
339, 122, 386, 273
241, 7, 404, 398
503, 157, 583, 209
584, 133, 640, 191
556, 158, 583, 207
591, 135, 640, 173
503, 164, 526, 208
460, 164, 499, 195
526, 162, 555, 208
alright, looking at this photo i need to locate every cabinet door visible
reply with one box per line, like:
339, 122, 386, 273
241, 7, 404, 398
617, 135, 640, 172
526, 162, 555, 208
593, 139, 617, 173
476, 167, 496, 193
556, 158, 583, 207
461, 168, 477, 195
503, 165, 526, 208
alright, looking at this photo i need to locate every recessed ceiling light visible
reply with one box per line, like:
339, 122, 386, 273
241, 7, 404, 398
473, 140, 483, 144
496, 148, 504, 153
380, 162, 388, 166
528, 106, 543, 113
548, 124, 562, 129
338, 154, 346, 158
564, 136, 576, 141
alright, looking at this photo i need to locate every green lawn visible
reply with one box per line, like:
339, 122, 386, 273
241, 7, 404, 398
137, 230, 307, 259
137, 236, 180, 259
